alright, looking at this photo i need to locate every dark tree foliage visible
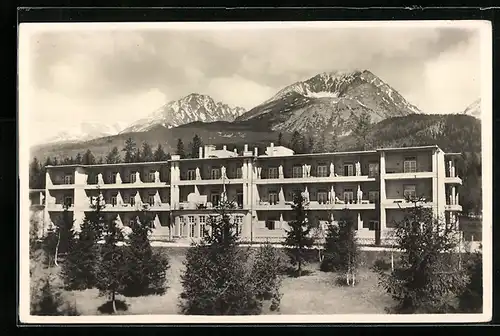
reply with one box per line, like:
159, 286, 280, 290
189, 134, 203, 159
122, 138, 137, 163
277, 132, 283, 146
53, 206, 77, 266
61, 195, 106, 290
284, 191, 315, 276
97, 157, 104, 164
458, 248, 483, 313
289, 131, 307, 154
29, 157, 44, 189
122, 209, 170, 297
180, 199, 280, 315
376, 199, 468, 313
82, 149, 96, 165
153, 144, 169, 162
176, 138, 186, 159
96, 215, 129, 314
140, 141, 154, 162
106, 146, 121, 164
31, 274, 64, 316
353, 111, 372, 150
74, 153, 83, 164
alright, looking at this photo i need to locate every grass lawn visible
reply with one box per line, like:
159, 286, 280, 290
55, 247, 394, 315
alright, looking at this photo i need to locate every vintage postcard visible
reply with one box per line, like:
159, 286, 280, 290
18, 20, 492, 324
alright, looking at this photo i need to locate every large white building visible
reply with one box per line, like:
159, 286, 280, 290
41, 143, 463, 245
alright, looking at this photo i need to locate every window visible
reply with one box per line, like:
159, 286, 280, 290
234, 215, 243, 234
317, 190, 328, 204
199, 216, 206, 237
266, 220, 276, 230
211, 168, 221, 179
188, 216, 196, 237
129, 219, 136, 227
64, 196, 73, 206
292, 166, 303, 178
368, 191, 379, 203
211, 193, 220, 205
123, 195, 129, 204
95, 175, 100, 184
148, 195, 155, 206
368, 163, 379, 177
403, 157, 417, 173
317, 165, 328, 177
130, 172, 137, 183
268, 167, 278, 179
235, 167, 243, 179
148, 171, 155, 182
269, 192, 278, 205
343, 189, 354, 203
64, 175, 72, 185
369, 220, 379, 231
111, 196, 117, 206
130, 196, 135, 206
111, 172, 117, 184
403, 185, 416, 200
236, 193, 244, 208
187, 169, 196, 180
343, 163, 354, 176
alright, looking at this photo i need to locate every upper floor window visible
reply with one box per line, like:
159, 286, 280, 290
268, 167, 278, 179
64, 196, 73, 206
317, 165, 328, 177
187, 169, 196, 180
403, 185, 417, 200
343, 189, 354, 203
130, 172, 137, 183
269, 192, 278, 205
403, 157, 417, 173
368, 191, 379, 203
292, 165, 303, 178
236, 167, 243, 179
148, 194, 155, 206
211, 168, 221, 180
111, 196, 117, 206
211, 193, 220, 205
148, 171, 155, 182
368, 163, 379, 177
110, 172, 117, 184
343, 163, 354, 176
64, 175, 72, 185
317, 190, 328, 204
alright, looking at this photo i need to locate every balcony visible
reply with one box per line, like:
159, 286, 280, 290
46, 203, 74, 211
95, 202, 171, 212
384, 169, 434, 180
383, 198, 434, 209
254, 199, 376, 211
85, 180, 170, 190
178, 176, 244, 186
176, 201, 245, 211
47, 183, 75, 190
255, 174, 376, 184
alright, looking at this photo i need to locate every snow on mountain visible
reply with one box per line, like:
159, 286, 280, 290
41, 122, 126, 145
120, 93, 246, 134
235, 69, 421, 136
463, 99, 481, 119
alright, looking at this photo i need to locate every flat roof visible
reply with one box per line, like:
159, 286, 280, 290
45, 145, 447, 169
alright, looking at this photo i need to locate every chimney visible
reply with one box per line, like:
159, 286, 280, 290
223, 145, 227, 151
233, 148, 238, 154
254, 147, 258, 156
270, 142, 274, 148
244, 144, 248, 152
199, 146, 203, 158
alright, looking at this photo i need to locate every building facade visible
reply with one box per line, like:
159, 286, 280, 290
42, 143, 463, 245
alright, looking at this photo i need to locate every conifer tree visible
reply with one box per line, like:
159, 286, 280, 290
122, 138, 137, 163
53, 205, 76, 266
284, 191, 314, 276
176, 138, 186, 159
289, 131, 307, 154
74, 153, 83, 164
189, 134, 203, 158
106, 146, 121, 164
277, 132, 283, 146
122, 209, 170, 297
82, 149, 96, 165
140, 141, 154, 162
29, 157, 43, 189
307, 135, 315, 154
61, 194, 106, 290
52, 157, 59, 166
353, 111, 372, 150
153, 144, 168, 162
96, 215, 128, 314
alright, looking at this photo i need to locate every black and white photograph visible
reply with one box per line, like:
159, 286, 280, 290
18, 20, 492, 324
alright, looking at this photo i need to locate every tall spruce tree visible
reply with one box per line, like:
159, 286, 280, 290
123, 138, 137, 163
82, 149, 96, 165
189, 134, 203, 158
61, 194, 106, 290
353, 111, 372, 150
74, 153, 83, 164
140, 141, 154, 162
106, 146, 121, 164
176, 138, 186, 159
153, 144, 168, 162
284, 191, 314, 276
53, 205, 76, 266
29, 157, 43, 189
376, 198, 468, 313
96, 215, 128, 314
277, 132, 283, 146
289, 131, 306, 154
122, 209, 170, 297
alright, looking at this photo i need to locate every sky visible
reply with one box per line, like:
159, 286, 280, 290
20, 22, 486, 145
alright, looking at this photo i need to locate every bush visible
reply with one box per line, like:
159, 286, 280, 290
458, 251, 483, 313
30, 272, 79, 316
372, 258, 392, 272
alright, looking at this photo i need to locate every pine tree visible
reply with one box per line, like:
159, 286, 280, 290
176, 138, 186, 159
74, 153, 83, 164
97, 157, 104, 164
289, 131, 306, 154
29, 157, 43, 189
189, 134, 203, 158
122, 209, 170, 297
61, 194, 106, 290
82, 149, 96, 165
140, 141, 154, 162
123, 138, 137, 163
106, 146, 121, 164
179, 199, 262, 315
52, 157, 59, 166
284, 191, 314, 276
353, 111, 372, 150
153, 144, 168, 162
307, 135, 315, 154
376, 198, 468, 313
277, 132, 283, 146
96, 215, 128, 314
53, 205, 77, 266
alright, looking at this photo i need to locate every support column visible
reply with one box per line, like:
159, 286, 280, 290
451, 186, 456, 205
379, 151, 386, 244
357, 212, 362, 231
